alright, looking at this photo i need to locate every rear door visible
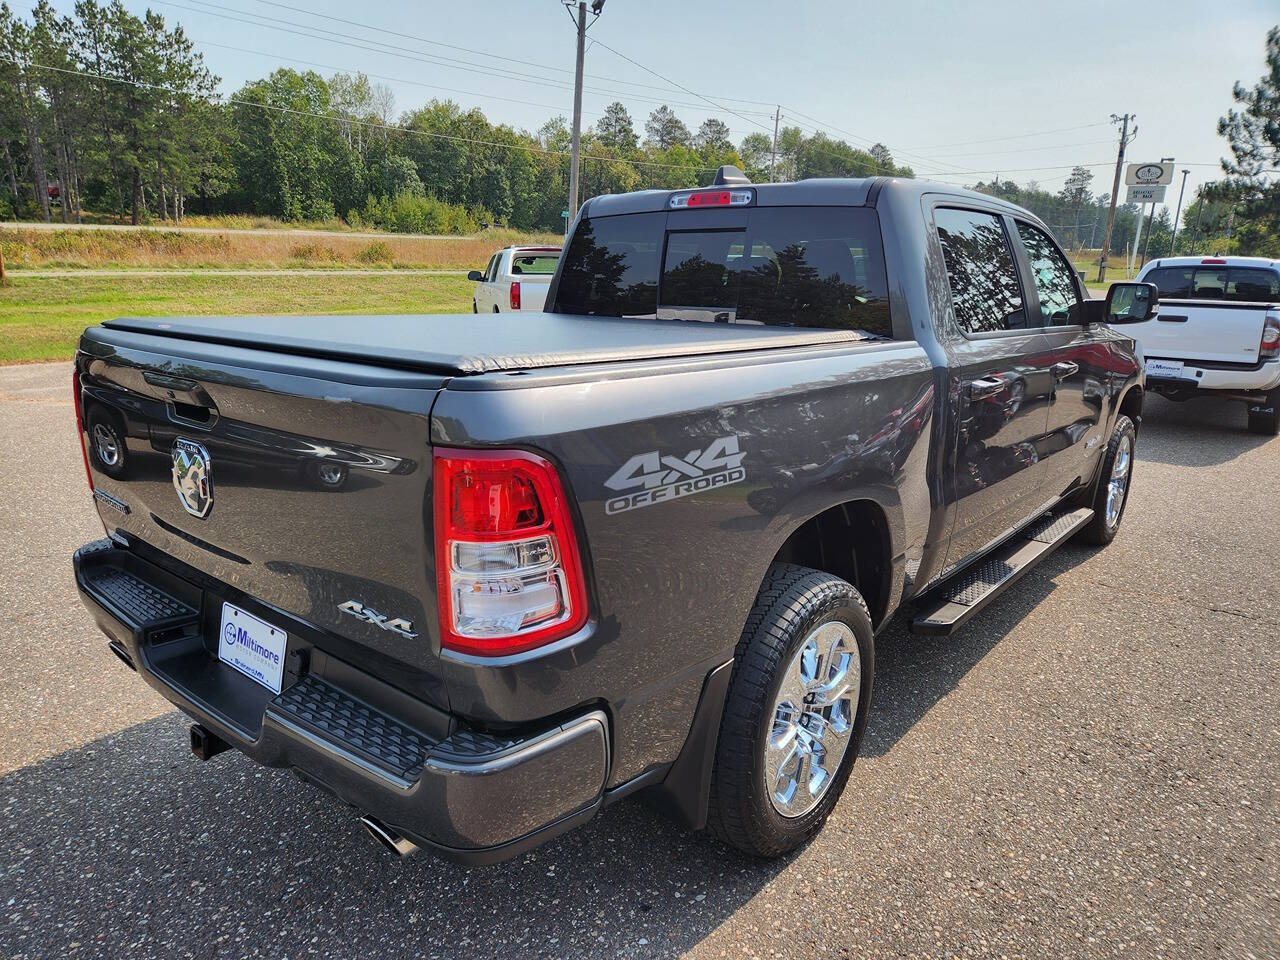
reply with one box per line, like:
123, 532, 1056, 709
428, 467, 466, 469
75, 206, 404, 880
1134, 264, 1279, 365
932, 205, 1055, 572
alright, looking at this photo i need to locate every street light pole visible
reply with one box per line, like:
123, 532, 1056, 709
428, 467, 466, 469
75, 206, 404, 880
1170, 169, 1190, 255
567, 1, 587, 222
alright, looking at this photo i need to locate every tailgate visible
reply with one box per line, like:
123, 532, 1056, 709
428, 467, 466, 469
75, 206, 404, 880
77, 327, 447, 693
1128, 300, 1269, 365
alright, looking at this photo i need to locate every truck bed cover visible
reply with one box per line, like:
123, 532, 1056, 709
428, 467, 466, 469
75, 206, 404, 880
101, 313, 864, 376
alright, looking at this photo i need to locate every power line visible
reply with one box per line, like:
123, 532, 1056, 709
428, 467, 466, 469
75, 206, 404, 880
1, 56, 720, 175
899, 121, 1113, 151
248, 0, 778, 108
157, 0, 775, 119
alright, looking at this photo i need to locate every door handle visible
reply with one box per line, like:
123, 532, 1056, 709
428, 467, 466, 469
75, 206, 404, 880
967, 376, 1006, 400
1158, 314, 1189, 323
1052, 361, 1079, 381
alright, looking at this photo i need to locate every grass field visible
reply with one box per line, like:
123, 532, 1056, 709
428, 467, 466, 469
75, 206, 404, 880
0, 273, 473, 364
0, 225, 559, 271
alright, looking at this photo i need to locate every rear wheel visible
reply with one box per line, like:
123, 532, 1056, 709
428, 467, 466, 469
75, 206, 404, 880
708, 563, 874, 858
86, 406, 129, 480
1247, 392, 1280, 436
492, 305, 500, 313
1077, 414, 1136, 545
472, 300, 478, 313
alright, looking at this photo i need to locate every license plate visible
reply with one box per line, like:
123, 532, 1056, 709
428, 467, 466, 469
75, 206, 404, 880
218, 602, 287, 693
1145, 359, 1185, 380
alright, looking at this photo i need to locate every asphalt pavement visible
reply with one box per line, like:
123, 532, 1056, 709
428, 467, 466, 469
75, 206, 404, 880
1, 361, 1276, 959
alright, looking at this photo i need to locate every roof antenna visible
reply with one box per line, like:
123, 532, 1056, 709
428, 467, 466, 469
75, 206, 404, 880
712, 165, 751, 186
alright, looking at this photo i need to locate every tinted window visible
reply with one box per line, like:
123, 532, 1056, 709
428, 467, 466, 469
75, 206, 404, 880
934, 208, 1027, 334
554, 207, 892, 337
1145, 266, 1192, 299
1145, 266, 1280, 303
485, 254, 500, 282
1015, 221, 1080, 325
553, 213, 662, 317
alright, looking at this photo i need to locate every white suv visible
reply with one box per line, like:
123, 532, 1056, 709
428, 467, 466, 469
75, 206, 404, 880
468, 245, 561, 313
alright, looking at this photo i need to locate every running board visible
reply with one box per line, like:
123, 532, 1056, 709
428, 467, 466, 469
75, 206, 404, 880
911, 507, 1093, 636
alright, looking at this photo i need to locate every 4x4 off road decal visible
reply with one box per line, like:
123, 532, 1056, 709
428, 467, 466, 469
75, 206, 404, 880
604, 435, 746, 515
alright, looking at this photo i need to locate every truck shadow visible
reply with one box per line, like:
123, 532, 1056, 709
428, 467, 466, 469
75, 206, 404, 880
1135, 395, 1275, 467
0, 713, 790, 957
1, 545, 1099, 958
860, 546, 1078, 758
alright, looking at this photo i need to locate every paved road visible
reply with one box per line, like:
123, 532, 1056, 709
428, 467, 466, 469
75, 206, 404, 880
1, 362, 1276, 960
0, 220, 464, 241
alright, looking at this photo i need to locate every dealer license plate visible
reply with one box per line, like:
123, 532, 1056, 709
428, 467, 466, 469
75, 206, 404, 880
1145, 359, 1185, 380
218, 602, 287, 693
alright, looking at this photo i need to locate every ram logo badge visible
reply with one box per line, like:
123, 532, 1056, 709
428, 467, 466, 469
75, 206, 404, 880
604, 435, 746, 514
337, 600, 418, 639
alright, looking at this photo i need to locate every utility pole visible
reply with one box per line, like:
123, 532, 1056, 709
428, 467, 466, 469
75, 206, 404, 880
1188, 188, 1205, 255
1097, 113, 1135, 284
769, 106, 781, 181
1170, 168, 1190, 255
566, 1, 588, 222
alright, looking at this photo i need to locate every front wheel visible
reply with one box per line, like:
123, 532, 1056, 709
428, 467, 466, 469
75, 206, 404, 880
1247, 392, 1280, 436
708, 563, 874, 858
1077, 414, 1136, 545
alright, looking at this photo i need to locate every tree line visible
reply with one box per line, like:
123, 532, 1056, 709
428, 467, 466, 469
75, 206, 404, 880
0, 1, 913, 234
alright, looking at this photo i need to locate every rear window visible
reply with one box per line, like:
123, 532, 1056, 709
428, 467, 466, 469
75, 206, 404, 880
552, 207, 892, 337
510, 252, 559, 276
1145, 265, 1280, 303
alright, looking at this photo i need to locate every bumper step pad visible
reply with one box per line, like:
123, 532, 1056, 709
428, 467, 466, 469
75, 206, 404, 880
269, 676, 433, 787
911, 507, 1093, 636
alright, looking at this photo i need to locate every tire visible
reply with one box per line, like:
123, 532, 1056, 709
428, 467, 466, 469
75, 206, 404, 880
1076, 414, 1136, 545
1247, 392, 1280, 436
85, 405, 129, 480
472, 300, 478, 313
707, 562, 875, 858
492, 305, 500, 313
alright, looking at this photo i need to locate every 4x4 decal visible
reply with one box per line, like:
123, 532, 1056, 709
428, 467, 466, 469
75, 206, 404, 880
604, 436, 746, 514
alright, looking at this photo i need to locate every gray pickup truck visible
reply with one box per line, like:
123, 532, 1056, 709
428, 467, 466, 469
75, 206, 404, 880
71, 171, 1154, 864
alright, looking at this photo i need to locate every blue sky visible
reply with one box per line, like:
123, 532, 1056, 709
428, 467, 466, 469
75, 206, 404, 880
48, 0, 1278, 202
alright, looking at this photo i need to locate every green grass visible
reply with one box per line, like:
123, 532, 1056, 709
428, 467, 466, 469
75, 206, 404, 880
0, 273, 474, 364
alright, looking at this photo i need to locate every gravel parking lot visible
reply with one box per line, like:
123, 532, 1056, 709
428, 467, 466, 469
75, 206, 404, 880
2, 360, 1276, 960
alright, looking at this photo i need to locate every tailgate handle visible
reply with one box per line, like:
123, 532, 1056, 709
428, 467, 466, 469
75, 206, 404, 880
144, 371, 200, 392
1157, 314, 1189, 323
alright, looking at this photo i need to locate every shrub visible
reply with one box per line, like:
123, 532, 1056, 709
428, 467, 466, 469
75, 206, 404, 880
356, 241, 394, 264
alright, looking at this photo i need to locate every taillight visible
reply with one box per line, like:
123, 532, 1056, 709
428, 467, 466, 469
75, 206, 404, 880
1261, 314, 1280, 359
1201, 257, 1227, 265
668, 188, 753, 209
434, 448, 587, 656
509, 281, 521, 310
72, 368, 94, 492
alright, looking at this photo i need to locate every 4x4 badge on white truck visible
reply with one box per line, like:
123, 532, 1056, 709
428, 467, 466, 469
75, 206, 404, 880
604, 435, 746, 515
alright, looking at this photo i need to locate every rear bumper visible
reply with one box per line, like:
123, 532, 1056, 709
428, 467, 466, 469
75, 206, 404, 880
73, 539, 609, 864
1146, 357, 1280, 396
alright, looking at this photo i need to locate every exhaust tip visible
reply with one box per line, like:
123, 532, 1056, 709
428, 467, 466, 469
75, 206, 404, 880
360, 816, 419, 858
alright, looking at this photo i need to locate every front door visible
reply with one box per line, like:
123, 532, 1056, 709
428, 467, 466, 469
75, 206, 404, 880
933, 206, 1054, 572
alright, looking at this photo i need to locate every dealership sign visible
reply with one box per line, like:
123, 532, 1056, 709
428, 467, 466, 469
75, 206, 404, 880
1125, 162, 1173, 186
1126, 184, 1167, 204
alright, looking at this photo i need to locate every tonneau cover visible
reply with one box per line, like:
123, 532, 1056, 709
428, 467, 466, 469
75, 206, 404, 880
101, 313, 863, 375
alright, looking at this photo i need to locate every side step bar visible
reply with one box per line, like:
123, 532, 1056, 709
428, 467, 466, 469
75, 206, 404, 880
911, 507, 1093, 636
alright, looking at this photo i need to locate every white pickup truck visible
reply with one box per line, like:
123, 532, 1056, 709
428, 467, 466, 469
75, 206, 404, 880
467, 245, 561, 313
1132, 255, 1280, 435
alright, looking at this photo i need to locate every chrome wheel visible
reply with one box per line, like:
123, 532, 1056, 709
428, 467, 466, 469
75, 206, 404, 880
92, 422, 120, 467
765, 621, 860, 818
1105, 434, 1132, 528
317, 463, 345, 486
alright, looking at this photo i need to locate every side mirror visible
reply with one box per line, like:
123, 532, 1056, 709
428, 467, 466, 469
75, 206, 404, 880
1104, 281, 1159, 324
467, 270, 485, 282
